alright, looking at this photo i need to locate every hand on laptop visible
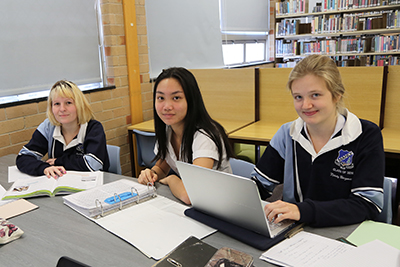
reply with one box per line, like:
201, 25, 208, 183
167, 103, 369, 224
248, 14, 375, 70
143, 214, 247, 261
264, 200, 300, 224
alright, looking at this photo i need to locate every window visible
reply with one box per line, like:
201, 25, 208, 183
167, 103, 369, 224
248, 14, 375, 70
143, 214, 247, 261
0, 0, 105, 105
222, 43, 244, 65
222, 40, 268, 66
220, 0, 270, 67
145, 0, 224, 78
246, 42, 266, 63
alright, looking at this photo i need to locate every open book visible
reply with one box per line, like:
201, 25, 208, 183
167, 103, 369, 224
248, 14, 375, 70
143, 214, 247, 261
63, 179, 216, 260
2, 171, 103, 200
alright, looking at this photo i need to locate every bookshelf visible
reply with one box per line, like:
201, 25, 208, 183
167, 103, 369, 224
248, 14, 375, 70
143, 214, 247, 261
274, 0, 400, 67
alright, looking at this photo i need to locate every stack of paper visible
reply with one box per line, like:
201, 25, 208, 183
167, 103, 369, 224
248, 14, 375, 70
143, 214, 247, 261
260, 231, 355, 267
260, 221, 400, 267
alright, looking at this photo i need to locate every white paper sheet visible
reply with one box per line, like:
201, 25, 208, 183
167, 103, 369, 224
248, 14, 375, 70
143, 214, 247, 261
260, 231, 355, 267
0, 184, 5, 196
8, 165, 32, 183
94, 196, 216, 260
323, 239, 400, 267
0, 184, 14, 207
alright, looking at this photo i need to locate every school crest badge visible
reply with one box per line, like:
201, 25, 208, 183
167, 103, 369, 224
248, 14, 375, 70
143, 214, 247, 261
335, 149, 354, 169
76, 144, 85, 155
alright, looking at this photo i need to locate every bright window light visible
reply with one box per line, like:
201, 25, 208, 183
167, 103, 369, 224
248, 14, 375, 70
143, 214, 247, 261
222, 31, 268, 36
246, 42, 265, 63
0, 82, 102, 105
222, 43, 244, 65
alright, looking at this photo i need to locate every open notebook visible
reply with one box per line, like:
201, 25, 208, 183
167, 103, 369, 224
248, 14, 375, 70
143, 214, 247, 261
176, 161, 295, 238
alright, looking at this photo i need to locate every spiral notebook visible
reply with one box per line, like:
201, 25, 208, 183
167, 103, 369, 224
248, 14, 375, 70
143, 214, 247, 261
63, 179, 215, 260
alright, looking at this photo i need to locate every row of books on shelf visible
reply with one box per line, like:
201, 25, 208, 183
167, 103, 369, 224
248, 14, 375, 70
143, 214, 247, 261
276, 34, 400, 55
309, 12, 392, 33
335, 54, 400, 65
276, 54, 400, 67
276, 10, 400, 36
276, 0, 309, 15
276, 20, 311, 36
276, 0, 400, 15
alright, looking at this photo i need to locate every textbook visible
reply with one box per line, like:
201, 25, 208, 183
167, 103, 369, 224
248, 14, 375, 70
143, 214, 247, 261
2, 171, 103, 200
63, 179, 216, 260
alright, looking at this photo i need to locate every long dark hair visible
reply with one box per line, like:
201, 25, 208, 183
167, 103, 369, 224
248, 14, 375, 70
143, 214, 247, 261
153, 67, 233, 168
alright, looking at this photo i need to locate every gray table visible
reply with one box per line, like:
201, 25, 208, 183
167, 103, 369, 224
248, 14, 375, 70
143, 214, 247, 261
0, 155, 359, 266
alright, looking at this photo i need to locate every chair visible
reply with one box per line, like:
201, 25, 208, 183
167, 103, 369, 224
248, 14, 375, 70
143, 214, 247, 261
132, 129, 156, 176
376, 177, 396, 224
106, 145, 122, 175
229, 158, 255, 179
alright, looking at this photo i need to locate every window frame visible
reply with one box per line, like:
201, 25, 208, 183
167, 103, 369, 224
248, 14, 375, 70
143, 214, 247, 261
222, 32, 269, 67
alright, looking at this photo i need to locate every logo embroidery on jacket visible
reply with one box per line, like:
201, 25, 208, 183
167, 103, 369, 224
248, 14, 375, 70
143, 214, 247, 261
76, 144, 84, 155
335, 149, 354, 169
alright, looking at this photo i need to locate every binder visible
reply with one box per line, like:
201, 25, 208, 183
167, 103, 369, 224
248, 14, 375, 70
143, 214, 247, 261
184, 208, 303, 251
63, 179, 157, 218
63, 179, 216, 260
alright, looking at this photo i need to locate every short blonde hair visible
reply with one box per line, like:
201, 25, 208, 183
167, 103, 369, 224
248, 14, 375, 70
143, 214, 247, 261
47, 80, 94, 126
287, 55, 346, 113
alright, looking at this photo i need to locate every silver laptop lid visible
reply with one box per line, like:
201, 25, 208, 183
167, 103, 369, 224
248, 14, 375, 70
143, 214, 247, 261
176, 161, 272, 237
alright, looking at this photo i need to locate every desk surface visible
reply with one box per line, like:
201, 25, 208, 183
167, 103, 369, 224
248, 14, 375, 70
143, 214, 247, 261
382, 128, 400, 154
128, 119, 254, 135
228, 121, 283, 144
127, 119, 154, 132
0, 155, 358, 267
230, 121, 400, 155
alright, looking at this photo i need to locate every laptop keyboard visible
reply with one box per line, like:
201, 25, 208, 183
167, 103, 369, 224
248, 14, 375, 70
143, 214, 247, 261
268, 220, 284, 231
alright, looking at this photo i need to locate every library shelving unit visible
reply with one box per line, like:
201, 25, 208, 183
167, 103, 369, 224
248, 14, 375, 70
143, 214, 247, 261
274, 0, 400, 67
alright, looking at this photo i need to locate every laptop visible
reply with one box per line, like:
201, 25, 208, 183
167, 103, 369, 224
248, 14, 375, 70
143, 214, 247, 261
176, 161, 295, 238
